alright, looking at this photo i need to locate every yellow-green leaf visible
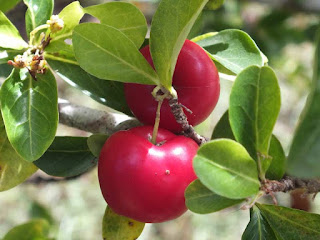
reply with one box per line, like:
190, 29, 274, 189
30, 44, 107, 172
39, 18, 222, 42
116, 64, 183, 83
0, 11, 28, 49
0, 115, 37, 191
102, 206, 145, 240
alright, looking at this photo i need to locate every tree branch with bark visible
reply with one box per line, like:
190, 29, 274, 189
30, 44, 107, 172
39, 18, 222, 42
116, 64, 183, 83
58, 98, 141, 134
24, 96, 320, 199
262, 176, 320, 195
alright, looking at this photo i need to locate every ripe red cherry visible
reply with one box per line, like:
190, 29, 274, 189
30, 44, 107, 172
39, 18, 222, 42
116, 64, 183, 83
98, 126, 198, 223
124, 39, 220, 132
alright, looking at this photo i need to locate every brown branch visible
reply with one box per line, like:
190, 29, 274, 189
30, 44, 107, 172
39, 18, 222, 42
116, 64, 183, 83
261, 176, 320, 195
58, 99, 141, 135
168, 98, 207, 145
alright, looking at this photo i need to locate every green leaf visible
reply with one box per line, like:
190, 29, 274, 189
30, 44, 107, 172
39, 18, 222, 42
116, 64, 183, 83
212, 111, 285, 180
3, 219, 50, 240
87, 134, 108, 157
192, 30, 264, 74
0, 115, 37, 192
150, 0, 208, 90
46, 54, 131, 115
24, 0, 53, 36
73, 23, 159, 85
34, 137, 97, 177
45, 1, 84, 54
0, 0, 21, 13
1, 69, 58, 162
0, 11, 28, 49
242, 205, 278, 240
193, 139, 260, 199
266, 135, 286, 180
229, 66, 281, 161
30, 201, 54, 225
287, 30, 320, 178
0, 48, 20, 77
185, 179, 243, 214
0, 48, 21, 64
205, 0, 224, 10
102, 206, 145, 240
211, 110, 235, 140
0, 63, 12, 78
257, 204, 320, 240
85, 2, 147, 48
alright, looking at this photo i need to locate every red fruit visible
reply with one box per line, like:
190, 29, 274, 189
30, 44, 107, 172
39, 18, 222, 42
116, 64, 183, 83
98, 126, 198, 223
124, 39, 220, 132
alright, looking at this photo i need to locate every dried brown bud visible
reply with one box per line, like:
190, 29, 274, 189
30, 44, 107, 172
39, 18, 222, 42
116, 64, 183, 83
8, 55, 27, 68
30, 58, 47, 72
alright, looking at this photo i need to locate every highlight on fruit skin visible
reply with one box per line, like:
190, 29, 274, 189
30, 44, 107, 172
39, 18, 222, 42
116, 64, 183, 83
98, 126, 199, 223
124, 39, 220, 132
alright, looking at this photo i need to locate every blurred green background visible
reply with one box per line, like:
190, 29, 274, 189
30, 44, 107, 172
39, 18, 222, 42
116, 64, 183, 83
0, 0, 319, 239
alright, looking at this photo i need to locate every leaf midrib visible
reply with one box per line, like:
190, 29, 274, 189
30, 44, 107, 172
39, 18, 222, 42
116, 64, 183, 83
45, 54, 78, 65
260, 206, 320, 235
197, 155, 260, 185
27, 75, 33, 158
255, 68, 261, 157
187, 192, 215, 200
74, 30, 159, 85
26, 0, 36, 30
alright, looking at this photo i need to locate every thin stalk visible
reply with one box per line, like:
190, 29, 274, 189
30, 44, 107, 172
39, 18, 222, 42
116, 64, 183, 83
29, 24, 49, 46
151, 99, 163, 145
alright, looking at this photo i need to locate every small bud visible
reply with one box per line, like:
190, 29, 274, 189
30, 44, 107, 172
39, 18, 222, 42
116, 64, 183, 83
8, 55, 27, 68
47, 15, 64, 33
38, 60, 47, 69
30, 58, 47, 72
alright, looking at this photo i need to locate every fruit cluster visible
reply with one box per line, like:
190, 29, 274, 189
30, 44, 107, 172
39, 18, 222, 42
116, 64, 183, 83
98, 40, 220, 223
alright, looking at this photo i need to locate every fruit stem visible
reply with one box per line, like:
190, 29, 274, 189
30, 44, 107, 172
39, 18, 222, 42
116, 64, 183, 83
29, 24, 50, 46
151, 99, 163, 145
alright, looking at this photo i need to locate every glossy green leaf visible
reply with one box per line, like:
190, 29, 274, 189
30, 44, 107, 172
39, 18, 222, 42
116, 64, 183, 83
102, 206, 145, 240
192, 30, 264, 74
150, 0, 208, 90
1, 69, 58, 161
44, 40, 73, 57
0, 48, 20, 77
266, 135, 286, 180
46, 54, 131, 115
0, 11, 28, 49
242, 206, 278, 240
0, 0, 21, 13
3, 219, 50, 240
0, 48, 21, 64
45, 1, 84, 54
24, 0, 54, 36
193, 139, 260, 199
211, 110, 235, 140
257, 204, 320, 240
212, 111, 285, 180
229, 66, 281, 161
73, 23, 159, 85
287, 30, 320, 178
0, 115, 37, 192
34, 137, 97, 177
0, 63, 12, 78
87, 134, 108, 157
185, 179, 243, 214
85, 2, 147, 48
